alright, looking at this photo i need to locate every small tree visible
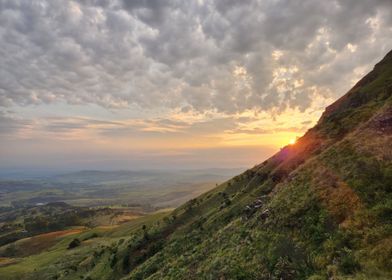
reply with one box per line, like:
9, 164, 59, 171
68, 238, 81, 249
142, 225, 149, 241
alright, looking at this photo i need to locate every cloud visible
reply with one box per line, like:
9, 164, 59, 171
229, 126, 307, 135
0, 110, 31, 135
0, 0, 391, 114
0, 107, 311, 169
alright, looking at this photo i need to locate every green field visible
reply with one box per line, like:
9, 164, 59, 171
0, 169, 241, 208
0, 211, 170, 280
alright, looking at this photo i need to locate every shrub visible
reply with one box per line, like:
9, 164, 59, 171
68, 238, 81, 249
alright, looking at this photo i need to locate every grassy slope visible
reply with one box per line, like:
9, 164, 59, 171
115, 50, 392, 280
0, 51, 391, 280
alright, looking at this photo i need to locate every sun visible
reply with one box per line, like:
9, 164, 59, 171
289, 138, 296, 145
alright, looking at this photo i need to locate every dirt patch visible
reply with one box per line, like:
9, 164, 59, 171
32, 228, 85, 239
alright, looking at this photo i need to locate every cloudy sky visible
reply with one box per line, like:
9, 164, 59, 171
0, 0, 391, 172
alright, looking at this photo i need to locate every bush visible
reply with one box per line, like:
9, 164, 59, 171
68, 238, 81, 249
338, 249, 360, 274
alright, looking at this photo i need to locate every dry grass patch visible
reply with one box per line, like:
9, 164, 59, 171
0, 228, 86, 258
312, 165, 362, 227
0, 257, 17, 267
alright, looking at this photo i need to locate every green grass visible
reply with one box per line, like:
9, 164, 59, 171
1, 51, 392, 280
0, 210, 171, 280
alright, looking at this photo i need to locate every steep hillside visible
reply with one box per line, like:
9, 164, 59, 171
1, 51, 391, 280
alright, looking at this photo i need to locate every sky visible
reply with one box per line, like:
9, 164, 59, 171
0, 0, 391, 172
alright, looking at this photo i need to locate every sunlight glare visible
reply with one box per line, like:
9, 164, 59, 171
289, 138, 296, 145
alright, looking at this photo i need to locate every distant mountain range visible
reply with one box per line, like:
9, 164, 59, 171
0, 168, 246, 180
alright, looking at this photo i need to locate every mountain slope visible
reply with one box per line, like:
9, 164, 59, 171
117, 50, 392, 280
1, 51, 391, 280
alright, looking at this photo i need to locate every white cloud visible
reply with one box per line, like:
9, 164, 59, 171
0, 0, 390, 114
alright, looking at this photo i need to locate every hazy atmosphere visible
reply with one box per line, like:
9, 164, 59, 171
1, 0, 391, 171
1, 1, 392, 279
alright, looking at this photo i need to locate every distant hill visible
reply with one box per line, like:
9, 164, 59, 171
0, 168, 242, 209
0, 51, 391, 279
52, 168, 245, 184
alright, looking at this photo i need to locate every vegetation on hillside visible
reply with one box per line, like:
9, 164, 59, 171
0, 51, 391, 279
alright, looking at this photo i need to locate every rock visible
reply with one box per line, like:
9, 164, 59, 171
260, 209, 270, 220
370, 108, 392, 134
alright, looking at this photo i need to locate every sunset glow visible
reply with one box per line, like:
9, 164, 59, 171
289, 138, 297, 145
0, 1, 391, 171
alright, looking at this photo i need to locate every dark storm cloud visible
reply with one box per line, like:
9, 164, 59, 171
0, 0, 391, 113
